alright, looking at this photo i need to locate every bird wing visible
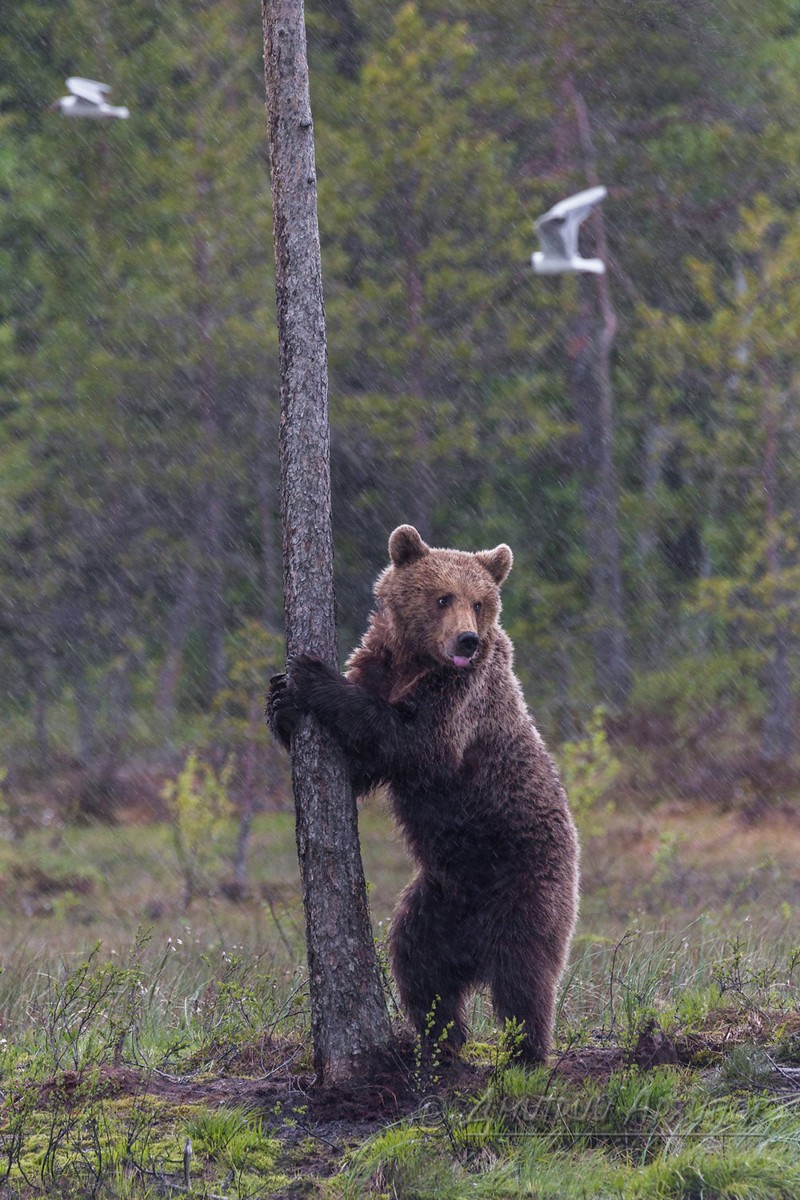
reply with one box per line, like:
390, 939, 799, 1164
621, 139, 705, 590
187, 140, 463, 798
534, 211, 569, 260
66, 77, 112, 105
536, 186, 607, 260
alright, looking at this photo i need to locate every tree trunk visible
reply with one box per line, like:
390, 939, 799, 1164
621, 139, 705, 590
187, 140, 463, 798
762, 632, 792, 763
156, 552, 199, 723
262, 0, 391, 1084
402, 187, 432, 539
568, 279, 630, 708
635, 424, 669, 666
761, 390, 793, 763
563, 80, 630, 709
73, 651, 97, 771
30, 476, 51, 764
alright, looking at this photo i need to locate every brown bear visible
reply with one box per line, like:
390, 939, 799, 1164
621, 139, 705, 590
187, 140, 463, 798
268, 525, 579, 1063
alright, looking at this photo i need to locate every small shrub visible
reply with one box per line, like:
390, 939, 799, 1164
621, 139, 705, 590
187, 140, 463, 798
558, 707, 620, 837
162, 752, 234, 906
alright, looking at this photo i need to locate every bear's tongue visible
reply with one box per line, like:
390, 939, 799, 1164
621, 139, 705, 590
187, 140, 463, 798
452, 655, 472, 668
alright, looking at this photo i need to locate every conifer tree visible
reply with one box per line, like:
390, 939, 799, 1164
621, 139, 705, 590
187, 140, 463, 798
317, 3, 540, 541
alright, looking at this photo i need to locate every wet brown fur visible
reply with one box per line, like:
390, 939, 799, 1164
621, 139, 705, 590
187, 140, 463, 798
268, 525, 580, 1063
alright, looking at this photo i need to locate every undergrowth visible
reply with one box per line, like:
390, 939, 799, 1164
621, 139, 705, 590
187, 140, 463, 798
342, 1062, 800, 1199
0, 1094, 288, 1199
341, 927, 800, 1200
1, 929, 308, 1081
0, 929, 305, 1196
0, 805, 799, 1195
0, 922, 798, 1196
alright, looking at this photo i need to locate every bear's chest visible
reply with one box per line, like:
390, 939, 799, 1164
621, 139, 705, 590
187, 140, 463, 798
399, 676, 484, 759
388, 760, 513, 883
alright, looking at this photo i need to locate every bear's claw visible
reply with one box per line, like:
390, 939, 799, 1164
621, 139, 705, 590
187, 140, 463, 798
266, 672, 301, 745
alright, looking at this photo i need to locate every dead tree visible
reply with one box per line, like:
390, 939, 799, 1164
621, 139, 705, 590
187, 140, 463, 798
563, 79, 631, 709
261, 0, 391, 1084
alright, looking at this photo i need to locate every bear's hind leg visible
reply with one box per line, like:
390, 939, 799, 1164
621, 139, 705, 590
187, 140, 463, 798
490, 945, 559, 1065
390, 877, 474, 1056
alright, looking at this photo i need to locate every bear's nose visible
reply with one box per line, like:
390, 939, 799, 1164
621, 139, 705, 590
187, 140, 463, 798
456, 631, 480, 658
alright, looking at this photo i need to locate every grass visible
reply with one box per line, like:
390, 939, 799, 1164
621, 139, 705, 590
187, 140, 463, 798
1, 790, 800, 1195
342, 1066, 800, 1199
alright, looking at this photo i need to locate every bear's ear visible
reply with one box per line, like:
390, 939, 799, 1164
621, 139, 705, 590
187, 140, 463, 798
389, 525, 429, 567
477, 544, 513, 586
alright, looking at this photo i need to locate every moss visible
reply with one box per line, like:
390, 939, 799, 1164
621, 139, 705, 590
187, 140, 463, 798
2, 1093, 292, 1196
461, 1041, 495, 1065
231, 1169, 294, 1197
10, 1098, 185, 1184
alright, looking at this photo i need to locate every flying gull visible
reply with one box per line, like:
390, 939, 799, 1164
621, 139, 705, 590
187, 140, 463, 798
532, 186, 606, 275
53, 77, 130, 120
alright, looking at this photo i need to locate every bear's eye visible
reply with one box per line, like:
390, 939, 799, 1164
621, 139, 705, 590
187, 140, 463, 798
437, 594, 453, 609
474, 601, 483, 614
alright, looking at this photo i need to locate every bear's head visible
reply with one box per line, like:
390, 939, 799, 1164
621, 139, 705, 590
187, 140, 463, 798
374, 525, 513, 671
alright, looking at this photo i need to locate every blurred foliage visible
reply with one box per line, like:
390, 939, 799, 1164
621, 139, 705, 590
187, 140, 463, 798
162, 752, 234, 906
1, 0, 800, 789
211, 621, 284, 762
557, 707, 619, 838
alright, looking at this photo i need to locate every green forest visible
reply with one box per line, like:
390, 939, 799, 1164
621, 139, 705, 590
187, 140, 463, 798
7, 6, 800, 1196
3, 0, 800, 802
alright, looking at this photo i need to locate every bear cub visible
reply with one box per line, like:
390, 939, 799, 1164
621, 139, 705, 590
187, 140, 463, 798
269, 525, 579, 1063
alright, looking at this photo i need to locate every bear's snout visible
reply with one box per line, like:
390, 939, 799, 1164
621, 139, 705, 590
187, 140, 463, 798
456, 631, 479, 656
452, 631, 480, 667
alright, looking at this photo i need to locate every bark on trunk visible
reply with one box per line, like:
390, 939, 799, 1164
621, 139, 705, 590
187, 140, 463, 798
262, 0, 391, 1084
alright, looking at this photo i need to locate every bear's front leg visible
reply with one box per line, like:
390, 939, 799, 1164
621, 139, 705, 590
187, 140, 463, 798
287, 654, 406, 772
266, 673, 301, 749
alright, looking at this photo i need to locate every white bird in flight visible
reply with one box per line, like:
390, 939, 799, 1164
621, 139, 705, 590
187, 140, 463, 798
53, 77, 130, 120
532, 186, 607, 275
